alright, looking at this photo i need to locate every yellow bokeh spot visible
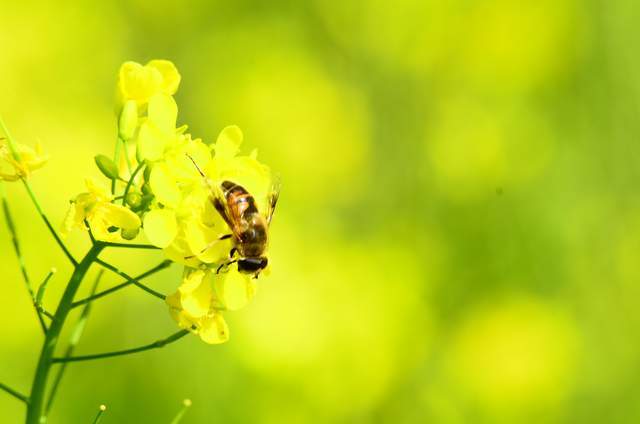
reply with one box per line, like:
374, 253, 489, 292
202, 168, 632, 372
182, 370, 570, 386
427, 96, 553, 201
448, 296, 579, 411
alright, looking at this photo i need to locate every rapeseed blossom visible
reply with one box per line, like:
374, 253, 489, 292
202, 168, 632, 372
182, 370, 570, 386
0, 138, 48, 181
62, 179, 141, 242
62, 60, 275, 343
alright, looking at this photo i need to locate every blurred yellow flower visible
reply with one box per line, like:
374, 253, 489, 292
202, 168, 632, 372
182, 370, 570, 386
0, 138, 48, 181
62, 179, 141, 242
117, 60, 181, 106
447, 296, 578, 412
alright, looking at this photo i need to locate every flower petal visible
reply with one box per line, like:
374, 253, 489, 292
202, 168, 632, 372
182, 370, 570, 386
179, 269, 205, 294
199, 313, 229, 344
118, 61, 162, 103
181, 273, 213, 318
143, 209, 178, 248
214, 125, 243, 160
214, 264, 254, 311
148, 93, 177, 134
147, 60, 181, 95
136, 121, 169, 161
184, 219, 231, 264
101, 203, 141, 230
150, 163, 181, 208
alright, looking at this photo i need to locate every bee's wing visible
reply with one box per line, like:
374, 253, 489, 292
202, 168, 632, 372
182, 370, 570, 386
265, 175, 281, 226
210, 183, 242, 238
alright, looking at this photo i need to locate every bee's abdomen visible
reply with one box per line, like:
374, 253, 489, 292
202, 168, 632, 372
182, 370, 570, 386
222, 180, 259, 218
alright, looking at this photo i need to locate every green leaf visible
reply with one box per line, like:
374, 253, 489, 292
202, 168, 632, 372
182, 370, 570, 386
94, 155, 119, 180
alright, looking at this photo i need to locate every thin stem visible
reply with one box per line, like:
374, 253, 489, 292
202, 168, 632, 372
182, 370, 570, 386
0, 382, 29, 404
121, 160, 144, 206
102, 241, 160, 250
92, 405, 107, 424
26, 243, 104, 424
85, 219, 96, 244
52, 329, 190, 363
71, 260, 171, 308
46, 270, 104, 413
170, 399, 192, 424
0, 115, 20, 160
120, 137, 133, 175
22, 179, 78, 266
111, 133, 121, 194
40, 309, 54, 320
1, 182, 47, 334
95, 258, 166, 300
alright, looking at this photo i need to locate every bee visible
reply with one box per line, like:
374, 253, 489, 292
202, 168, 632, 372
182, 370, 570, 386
186, 155, 279, 278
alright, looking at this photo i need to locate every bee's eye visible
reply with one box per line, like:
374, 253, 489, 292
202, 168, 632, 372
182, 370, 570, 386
238, 257, 268, 273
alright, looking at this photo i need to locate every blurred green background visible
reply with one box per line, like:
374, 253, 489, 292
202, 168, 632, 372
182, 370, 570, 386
1, 0, 639, 422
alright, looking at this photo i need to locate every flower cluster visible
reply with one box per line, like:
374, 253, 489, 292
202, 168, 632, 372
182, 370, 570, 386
63, 60, 275, 343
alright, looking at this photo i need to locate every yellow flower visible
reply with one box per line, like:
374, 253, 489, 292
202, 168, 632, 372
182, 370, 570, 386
62, 179, 141, 242
117, 60, 181, 107
0, 138, 48, 181
164, 265, 256, 344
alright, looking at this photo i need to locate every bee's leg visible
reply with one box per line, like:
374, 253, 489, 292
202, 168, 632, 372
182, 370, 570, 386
216, 259, 237, 274
229, 247, 237, 260
184, 234, 233, 259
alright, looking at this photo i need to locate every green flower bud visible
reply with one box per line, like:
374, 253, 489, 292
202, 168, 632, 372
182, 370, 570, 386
141, 182, 153, 195
121, 227, 140, 240
125, 191, 142, 208
119, 100, 139, 141
143, 162, 153, 182
94, 155, 119, 180
140, 193, 155, 210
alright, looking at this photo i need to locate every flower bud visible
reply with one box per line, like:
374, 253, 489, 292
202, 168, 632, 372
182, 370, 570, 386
125, 191, 142, 208
121, 227, 139, 240
94, 155, 119, 180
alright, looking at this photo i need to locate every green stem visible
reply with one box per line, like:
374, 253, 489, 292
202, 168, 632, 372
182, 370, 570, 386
111, 134, 121, 195
51, 329, 189, 363
91, 405, 107, 424
120, 137, 133, 175
0, 382, 29, 404
0, 115, 21, 160
102, 241, 160, 250
1, 182, 47, 334
71, 260, 171, 308
25, 243, 104, 424
121, 160, 144, 206
21, 179, 77, 266
169, 399, 192, 424
45, 271, 104, 413
95, 258, 166, 300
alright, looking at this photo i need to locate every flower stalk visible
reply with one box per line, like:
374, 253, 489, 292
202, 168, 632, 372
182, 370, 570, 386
45, 270, 104, 413
26, 243, 104, 424
0, 382, 29, 404
51, 329, 189, 363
